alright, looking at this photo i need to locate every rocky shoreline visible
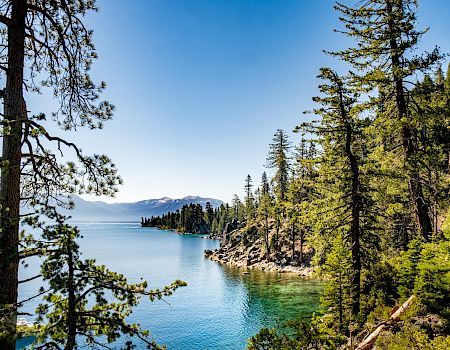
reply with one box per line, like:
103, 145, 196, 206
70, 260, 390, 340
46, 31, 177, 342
205, 248, 316, 276
204, 219, 319, 277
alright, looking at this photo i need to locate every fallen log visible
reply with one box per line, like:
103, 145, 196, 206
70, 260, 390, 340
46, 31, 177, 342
355, 295, 415, 350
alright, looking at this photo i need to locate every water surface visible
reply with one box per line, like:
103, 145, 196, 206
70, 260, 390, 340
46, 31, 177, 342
18, 223, 322, 349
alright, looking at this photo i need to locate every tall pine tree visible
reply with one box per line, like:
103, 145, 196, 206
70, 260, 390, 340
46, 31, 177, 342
332, 0, 443, 240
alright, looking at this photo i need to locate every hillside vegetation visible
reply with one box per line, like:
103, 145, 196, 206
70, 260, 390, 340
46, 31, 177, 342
202, 1, 450, 349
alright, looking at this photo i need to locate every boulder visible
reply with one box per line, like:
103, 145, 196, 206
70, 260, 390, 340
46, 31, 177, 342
412, 314, 447, 334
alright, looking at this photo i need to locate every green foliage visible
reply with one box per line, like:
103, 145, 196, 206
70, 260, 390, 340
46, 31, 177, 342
319, 234, 353, 331
413, 239, 450, 319
142, 203, 211, 234
1, 2, 123, 348
376, 323, 450, 350
244, 175, 255, 222
242, 1, 450, 347
388, 233, 450, 321
33, 213, 186, 350
246, 317, 344, 350
360, 260, 399, 319
232, 194, 246, 221
266, 129, 292, 202
257, 190, 272, 261
240, 1, 450, 348
393, 238, 425, 299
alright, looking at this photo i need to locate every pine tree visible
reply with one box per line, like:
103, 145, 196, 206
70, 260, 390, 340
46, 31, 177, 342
286, 138, 318, 264
446, 63, 450, 91
231, 194, 243, 221
320, 233, 353, 332
298, 68, 374, 318
257, 191, 272, 262
244, 175, 255, 222
272, 202, 282, 253
205, 201, 214, 229
408, 72, 450, 237
266, 129, 291, 202
32, 213, 185, 350
261, 172, 270, 195
0, 3, 120, 348
254, 187, 261, 211
332, 0, 443, 240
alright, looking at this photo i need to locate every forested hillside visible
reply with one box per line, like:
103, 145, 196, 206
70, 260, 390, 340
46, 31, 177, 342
142, 202, 216, 234
206, 1, 450, 349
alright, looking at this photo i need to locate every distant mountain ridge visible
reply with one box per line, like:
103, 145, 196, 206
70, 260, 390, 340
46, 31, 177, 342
62, 195, 224, 222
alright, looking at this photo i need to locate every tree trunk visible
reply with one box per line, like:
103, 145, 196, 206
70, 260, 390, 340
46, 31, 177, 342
65, 230, 77, 350
338, 272, 343, 330
265, 215, 270, 261
299, 229, 304, 264
291, 222, 295, 261
275, 215, 279, 253
339, 83, 361, 318
356, 295, 415, 350
349, 150, 361, 318
386, 0, 432, 241
0, 1, 26, 349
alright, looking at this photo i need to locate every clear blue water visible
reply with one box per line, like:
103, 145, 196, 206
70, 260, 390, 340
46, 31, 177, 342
17, 223, 322, 350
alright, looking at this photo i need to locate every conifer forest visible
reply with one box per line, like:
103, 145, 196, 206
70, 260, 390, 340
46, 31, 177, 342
1, 1, 449, 350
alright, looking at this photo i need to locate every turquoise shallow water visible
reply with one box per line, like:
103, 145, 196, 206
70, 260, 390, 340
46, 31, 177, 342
17, 223, 322, 350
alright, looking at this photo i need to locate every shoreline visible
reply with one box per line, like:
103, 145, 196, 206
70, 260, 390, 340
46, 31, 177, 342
205, 249, 317, 277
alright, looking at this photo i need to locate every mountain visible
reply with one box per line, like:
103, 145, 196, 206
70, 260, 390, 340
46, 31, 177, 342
60, 195, 224, 222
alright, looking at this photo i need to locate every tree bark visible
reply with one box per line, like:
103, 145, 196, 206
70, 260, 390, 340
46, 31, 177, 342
347, 131, 361, 318
265, 215, 270, 261
338, 271, 343, 330
356, 295, 415, 350
0, 1, 26, 349
339, 82, 361, 318
299, 229, 304, 264
291, 222, 295, 261
66, 229, 77, 350
275, 213, 280, 253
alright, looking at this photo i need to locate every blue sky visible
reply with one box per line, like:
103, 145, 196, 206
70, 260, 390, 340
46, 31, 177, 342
28, 0, 450, 203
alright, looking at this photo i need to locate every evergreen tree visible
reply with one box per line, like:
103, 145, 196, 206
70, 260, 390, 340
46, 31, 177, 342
244, 175, 255, 221
332, 0, 443, 240
298, 68, 375, 318
231, 194, 243, 221
254, 187, 261, 211
446, 62, 450, 90
266, 129, 291, 202
142, 203, 213, 234
286, 138, 318, 264
217, 204, 229, 237
257, 191, 272, 262
320, 233, 353, 332
272, 202, 282, 253
205, 201, 214, 227
0, 2, 120, 348
32, 212, 185, 350
261, 172, 270, 195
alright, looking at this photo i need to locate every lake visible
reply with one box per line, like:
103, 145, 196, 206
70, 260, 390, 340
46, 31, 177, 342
17, 223, 322, 350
